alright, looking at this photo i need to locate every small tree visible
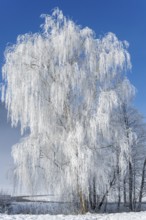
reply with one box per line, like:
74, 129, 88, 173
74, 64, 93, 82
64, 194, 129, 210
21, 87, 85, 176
112, 105, 146, 211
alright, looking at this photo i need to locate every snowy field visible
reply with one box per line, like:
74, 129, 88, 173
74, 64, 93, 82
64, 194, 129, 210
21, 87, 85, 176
1, 212, 146, 220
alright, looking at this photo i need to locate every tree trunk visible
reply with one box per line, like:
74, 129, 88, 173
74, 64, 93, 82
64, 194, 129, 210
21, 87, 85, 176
97, 172, 115, 211
129, 161, 133, 211
123, 177, 127, 206
89, 177, 97, 211
79, 191, 87, 214
133, 160, 136, 211
117, 184, 121, 211
117, 156, 121, 211
138, 158, 146, 210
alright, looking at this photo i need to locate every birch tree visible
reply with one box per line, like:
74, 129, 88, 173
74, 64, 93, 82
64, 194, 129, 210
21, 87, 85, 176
1, 8, 135, 210
110, 105, 146, 211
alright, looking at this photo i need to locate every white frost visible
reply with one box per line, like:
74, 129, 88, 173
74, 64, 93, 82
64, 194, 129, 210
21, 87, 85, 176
2, 8, 136, 202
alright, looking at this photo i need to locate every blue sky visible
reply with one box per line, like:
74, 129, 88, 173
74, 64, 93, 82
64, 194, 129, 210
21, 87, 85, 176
0, 0, 146, 191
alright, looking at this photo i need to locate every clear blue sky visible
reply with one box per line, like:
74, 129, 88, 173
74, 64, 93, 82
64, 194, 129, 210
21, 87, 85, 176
0, 0, 146, 191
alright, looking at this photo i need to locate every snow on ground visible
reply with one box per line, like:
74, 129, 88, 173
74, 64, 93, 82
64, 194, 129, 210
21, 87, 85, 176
1, 212, 146, 220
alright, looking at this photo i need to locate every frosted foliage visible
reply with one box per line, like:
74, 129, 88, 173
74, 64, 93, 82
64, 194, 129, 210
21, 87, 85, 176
2, 9, 135, 199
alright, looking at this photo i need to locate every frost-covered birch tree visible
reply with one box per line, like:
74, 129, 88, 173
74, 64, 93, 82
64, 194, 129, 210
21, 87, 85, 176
120, 106, 146, 211
1, 8, 135, 209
